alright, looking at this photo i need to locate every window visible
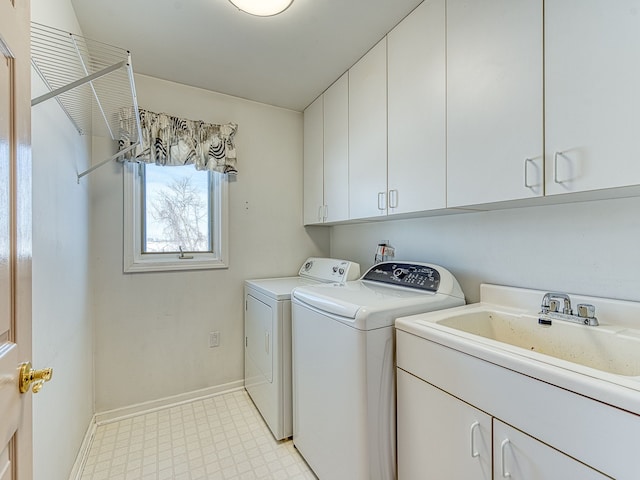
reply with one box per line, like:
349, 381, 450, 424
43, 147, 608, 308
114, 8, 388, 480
124, 162, 228, 272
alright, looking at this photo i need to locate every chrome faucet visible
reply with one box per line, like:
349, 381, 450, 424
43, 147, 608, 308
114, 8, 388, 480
540, 292, 572, 315
539, 292, 598, 326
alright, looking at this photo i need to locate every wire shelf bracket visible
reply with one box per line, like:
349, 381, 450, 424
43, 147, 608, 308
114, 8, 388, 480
30, 22, 143, 182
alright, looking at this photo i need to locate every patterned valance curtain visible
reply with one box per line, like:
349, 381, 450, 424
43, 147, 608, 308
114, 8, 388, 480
119, 107, 238, 174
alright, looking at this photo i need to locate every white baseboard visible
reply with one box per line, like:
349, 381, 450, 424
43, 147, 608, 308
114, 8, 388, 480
67, 420, 97, 480
68, 380, 245, 480
95, 380, 244, 425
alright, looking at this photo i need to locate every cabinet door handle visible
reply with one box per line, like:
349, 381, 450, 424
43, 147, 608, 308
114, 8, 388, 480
470, 421, 480, 458
323, 205, 328, 220
389, 189, 398, 209
378, 192, 387, 211
318, 205, 323, 222
500, 438, 512, 478
524, 158, 534, 189
553, 151, 564, 184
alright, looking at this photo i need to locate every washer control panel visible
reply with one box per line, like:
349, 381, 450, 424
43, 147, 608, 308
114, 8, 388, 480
362, 262, 441, 292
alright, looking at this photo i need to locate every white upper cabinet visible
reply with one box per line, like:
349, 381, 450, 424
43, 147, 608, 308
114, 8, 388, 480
323, 73, 350, 222
303, 96, 324, 225
303, 75, 350, 225
545, 0, 640, 196
304, 0, 640, 224
446, 0, 544, 207
348, 38, 388, 220
388, 0, 446, 214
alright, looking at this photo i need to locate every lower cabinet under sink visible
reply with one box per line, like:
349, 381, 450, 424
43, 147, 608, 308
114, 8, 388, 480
395, 284, 640, 479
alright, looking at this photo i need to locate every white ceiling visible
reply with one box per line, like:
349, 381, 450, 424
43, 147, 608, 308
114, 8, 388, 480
70, 0, 424, 112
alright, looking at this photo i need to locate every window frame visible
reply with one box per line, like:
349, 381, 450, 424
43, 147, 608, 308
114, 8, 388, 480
123, 161, 229, 273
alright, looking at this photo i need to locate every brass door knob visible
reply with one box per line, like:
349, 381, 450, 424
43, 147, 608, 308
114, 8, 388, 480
19, 362, 53, 394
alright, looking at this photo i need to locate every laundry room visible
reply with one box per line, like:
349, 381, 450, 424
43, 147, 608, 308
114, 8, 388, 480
4, 0, 640, 479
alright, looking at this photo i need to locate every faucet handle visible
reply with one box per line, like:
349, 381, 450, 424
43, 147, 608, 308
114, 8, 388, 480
540, 292, 573, 315
577, 304, 596, 319
548, 299, 560, 313
577, 304, 598, 326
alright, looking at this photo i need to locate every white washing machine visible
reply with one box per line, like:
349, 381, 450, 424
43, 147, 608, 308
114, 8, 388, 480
244, 257, 360, 440
291, 261, 465, 480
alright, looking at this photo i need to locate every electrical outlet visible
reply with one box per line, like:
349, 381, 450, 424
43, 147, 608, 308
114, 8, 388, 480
209, 331, 220, 348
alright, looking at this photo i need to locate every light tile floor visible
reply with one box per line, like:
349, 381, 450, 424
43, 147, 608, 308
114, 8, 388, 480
80, 390, 317, 480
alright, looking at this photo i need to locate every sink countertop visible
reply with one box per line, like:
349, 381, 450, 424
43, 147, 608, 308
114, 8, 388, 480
395, 285, 640, 416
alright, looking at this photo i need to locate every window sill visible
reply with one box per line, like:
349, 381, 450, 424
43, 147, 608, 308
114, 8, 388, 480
124, 255, 228, 273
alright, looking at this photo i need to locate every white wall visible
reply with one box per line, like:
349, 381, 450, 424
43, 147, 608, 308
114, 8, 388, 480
91, 74, 329, 412
31, 1, 94, 480
330, 196, 640, 305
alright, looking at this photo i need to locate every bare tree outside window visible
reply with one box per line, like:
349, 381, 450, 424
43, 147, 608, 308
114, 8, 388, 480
143, 164, 211, 253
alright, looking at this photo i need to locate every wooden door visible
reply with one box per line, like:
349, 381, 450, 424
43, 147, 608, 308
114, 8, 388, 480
0, 0, 33, 479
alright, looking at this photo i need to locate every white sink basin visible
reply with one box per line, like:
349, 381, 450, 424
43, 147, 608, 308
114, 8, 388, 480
395, 284, 640, 480
436, 309, 640, 376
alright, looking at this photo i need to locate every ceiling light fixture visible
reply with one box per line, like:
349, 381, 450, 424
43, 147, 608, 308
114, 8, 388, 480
228, 0, 293, 17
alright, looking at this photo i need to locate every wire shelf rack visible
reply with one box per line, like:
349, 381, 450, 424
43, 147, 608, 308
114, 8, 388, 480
31, 22, 142, 180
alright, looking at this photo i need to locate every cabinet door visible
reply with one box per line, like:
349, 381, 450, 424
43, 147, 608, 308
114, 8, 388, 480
323, 73, 349, 222
446, 0, 543, 207
348, 38, 387, 219
388, 0, 446, 214
397, 369, 492, 480
493, 420, 609, 479
545, 0, 640, 195
303, 96, 324, 225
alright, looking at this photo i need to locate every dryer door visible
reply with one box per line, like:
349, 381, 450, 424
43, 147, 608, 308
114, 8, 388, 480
245, 293, 274, 386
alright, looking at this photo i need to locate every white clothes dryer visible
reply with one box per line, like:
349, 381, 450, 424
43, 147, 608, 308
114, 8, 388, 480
244, 257, 360, 440
291, 261, 465, 480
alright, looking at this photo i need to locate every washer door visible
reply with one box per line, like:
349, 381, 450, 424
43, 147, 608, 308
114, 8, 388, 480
245, 293, 273, 385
